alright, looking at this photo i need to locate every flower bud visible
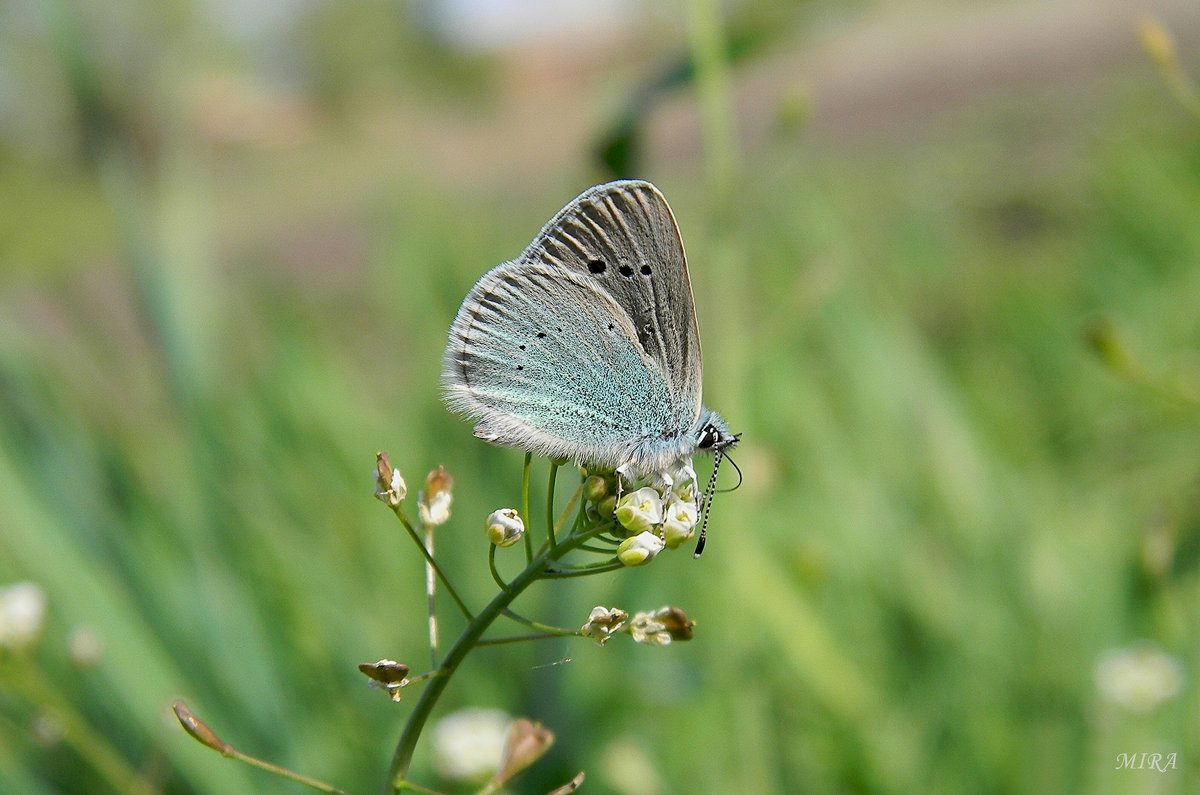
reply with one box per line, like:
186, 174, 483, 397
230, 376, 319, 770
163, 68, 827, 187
617, 531, 664, 566
374, 452, 408, 507
596, 494, 618, 519
661, 496, 699, 549
491, 718, 554, 787
174, 701, 231, 754
615, 487, 663, 535
583, 474, 610, 503
485, 508, 524, 547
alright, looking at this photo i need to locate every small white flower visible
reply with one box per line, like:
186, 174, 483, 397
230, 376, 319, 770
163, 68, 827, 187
418, 466, 454, 526
419, 490, 452, 526
0, 582, 46, 651
661, 496, 699, 549
387, 470, 407, 499
581, 606, 628, 645
485, 508, 524, 547
617, 531, 665, 567
615, 487, 663, 534
431, 708, 512, 783
671, 463, 699, 502
1095, 642, 1184, 712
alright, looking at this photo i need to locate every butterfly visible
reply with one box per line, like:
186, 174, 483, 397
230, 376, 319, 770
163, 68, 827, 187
441, 181, 738, 548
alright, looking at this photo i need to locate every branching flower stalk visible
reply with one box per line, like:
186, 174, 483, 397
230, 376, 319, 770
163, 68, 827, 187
374, 452, 703, 794
176, 451, 701, 793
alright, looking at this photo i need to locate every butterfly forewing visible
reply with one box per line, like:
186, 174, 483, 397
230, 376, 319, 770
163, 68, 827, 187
442, 261, 680, 470
521, 181, 704, 427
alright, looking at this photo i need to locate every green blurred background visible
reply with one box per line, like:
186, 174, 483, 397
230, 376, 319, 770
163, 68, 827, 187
2, 0, 1199, 792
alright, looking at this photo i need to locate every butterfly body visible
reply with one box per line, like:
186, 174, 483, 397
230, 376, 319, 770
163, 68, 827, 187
442, 180, 736, 478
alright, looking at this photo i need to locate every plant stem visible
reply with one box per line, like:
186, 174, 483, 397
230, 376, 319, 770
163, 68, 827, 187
545, 461, 560, 552
383, 522, 605, 792
424, 523, 438, 668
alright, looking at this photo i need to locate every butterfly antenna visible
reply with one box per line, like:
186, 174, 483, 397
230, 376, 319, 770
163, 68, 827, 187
719, 453, 743, 493
693, 449, 725, 558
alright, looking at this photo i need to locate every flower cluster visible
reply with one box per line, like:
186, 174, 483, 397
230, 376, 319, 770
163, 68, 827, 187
596, 463, 701, 566
581, 605, 694, 646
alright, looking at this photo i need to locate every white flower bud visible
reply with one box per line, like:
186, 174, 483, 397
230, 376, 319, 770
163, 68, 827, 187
617, 531, 665, 566
615, 487, 663, 535
661, 496, 699, 549
374, 452, 407, 506
485, 508, 524, 547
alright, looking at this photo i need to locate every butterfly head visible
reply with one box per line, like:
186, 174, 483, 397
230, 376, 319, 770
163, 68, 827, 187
694, 410, 739, 457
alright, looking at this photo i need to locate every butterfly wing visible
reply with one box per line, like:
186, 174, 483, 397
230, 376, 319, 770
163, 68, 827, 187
520, 181, 704, 427
442, 260, 686, 471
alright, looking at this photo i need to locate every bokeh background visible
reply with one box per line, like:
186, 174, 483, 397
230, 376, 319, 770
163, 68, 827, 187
2, 0, 1200, 792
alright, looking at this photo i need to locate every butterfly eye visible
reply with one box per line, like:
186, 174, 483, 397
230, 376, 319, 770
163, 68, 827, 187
697, 424, 720, 449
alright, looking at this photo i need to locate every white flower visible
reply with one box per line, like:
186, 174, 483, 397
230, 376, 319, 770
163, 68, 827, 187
431, 708, 512, 783
581, 606, 628, 645
0, 582, 46, 652
661, 496, 699, 549
419, 489, 452, 526
1095, 642, 1184, 712
615, 487, 663, 535
485, 508, 524, 547
617, 531, 664, 567
671, 463, 699, 502
418, 467, 454, 526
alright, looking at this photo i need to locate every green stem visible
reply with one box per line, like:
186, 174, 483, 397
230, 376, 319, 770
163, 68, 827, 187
475, 632, 565, 646
544, 561, 623, 578
501, 609, 573, 635
521, 454, 533, 562
383, 522, 606, 792
487, 543, 507, 590
546, 461, 560, 552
